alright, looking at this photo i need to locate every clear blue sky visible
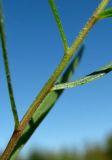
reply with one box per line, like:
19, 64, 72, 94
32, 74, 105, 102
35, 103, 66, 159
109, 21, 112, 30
0, 0, 112, 156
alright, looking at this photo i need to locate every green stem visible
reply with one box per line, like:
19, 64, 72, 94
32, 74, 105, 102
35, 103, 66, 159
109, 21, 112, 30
49, 0, 69, 52
9, 46, 84, 160
0, 2, 19, 128
0, 0, 109, 159
69, 0, 110, 54
19, 0, 110, 135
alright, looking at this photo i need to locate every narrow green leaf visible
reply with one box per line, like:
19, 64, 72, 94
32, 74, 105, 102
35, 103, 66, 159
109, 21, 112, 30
53, 63, 112, 90
98, 7, 112, 20
9, 46, 84, 160
49, 0, 69, 52
0, 2, 19, 128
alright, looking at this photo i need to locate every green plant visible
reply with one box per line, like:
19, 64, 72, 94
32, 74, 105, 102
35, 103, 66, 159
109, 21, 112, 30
0, 0, 112, 159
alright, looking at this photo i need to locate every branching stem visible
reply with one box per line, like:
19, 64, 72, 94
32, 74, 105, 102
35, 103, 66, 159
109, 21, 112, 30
0, 0, 110, 159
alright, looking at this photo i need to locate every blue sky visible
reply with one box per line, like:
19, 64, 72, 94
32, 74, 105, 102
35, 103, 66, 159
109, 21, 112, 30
0, 0, 112, 156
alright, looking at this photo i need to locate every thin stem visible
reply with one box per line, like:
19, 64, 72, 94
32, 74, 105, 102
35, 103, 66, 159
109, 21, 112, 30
49, 0, 69, 52
0, 2, 19, 128
69, 0, 110, 54
0, 0, 109, 159
52, 63, 112, 90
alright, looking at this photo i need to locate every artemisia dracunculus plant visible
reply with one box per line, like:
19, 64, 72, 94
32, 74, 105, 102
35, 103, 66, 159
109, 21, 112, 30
0, 0, 112, 159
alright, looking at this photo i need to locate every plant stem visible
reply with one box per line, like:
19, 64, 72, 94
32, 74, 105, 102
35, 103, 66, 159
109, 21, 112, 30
0, 0, 109, 159
9, 46, 84, 160
49, 0, 69, 52
0, 2, 19, 129
69, 0, 110, 54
